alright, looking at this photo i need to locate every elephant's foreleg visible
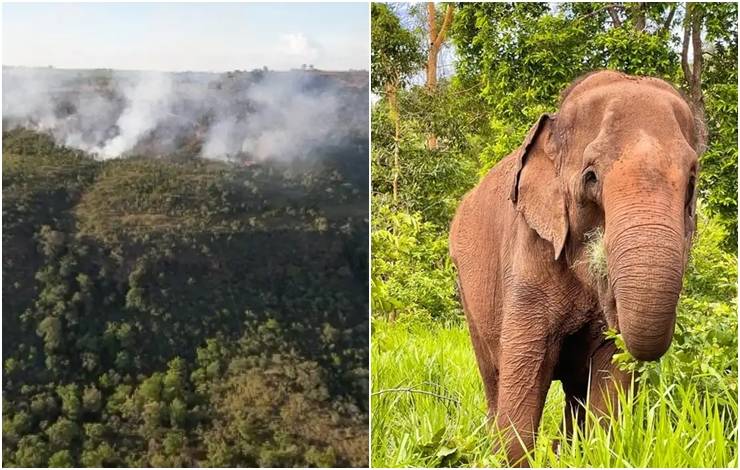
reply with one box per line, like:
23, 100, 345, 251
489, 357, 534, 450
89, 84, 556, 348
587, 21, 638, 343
494, 330, 554, 467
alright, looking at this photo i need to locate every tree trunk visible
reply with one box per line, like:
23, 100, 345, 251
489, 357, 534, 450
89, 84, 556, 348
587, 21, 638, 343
681, 3, 708, 145
662, 4, 677, 32
425, 3, 454, 150
607, 5, 622, 28
632, 3, 646, 31
386, 82, 401, 202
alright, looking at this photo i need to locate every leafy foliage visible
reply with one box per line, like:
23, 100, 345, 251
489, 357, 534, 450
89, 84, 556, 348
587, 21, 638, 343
699, 2, 738, 249
371, 3, 424, 93
371, 202, 459, 324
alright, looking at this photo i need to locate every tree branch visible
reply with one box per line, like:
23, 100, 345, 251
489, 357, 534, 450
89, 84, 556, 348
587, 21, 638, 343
691, 9, 703, 94
433, 4, 456, 51
607, 5, 623, 28
681, 6, 692, 86
662, 4, 677, 32
576, 3, 619, 22
427, 2, 437, 48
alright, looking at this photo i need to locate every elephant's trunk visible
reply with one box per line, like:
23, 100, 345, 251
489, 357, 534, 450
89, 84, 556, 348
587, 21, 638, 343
603, 158, 686, 361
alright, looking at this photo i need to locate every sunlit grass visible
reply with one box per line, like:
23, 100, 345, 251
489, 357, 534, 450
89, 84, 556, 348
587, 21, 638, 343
371, 318, 738, 468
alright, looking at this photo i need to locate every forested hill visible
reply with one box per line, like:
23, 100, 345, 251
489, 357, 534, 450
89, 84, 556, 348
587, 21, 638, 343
2, 128, 369, 467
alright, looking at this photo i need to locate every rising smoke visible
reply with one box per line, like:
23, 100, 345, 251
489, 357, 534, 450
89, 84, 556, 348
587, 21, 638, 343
2, 66, 368, 162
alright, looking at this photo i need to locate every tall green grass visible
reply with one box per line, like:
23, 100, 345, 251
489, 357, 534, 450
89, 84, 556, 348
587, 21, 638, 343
371, 319, 738, 468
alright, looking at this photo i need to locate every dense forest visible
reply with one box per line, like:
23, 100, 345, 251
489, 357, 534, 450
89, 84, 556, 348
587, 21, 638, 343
371, 2, 737, 467
2, 68, 369, 467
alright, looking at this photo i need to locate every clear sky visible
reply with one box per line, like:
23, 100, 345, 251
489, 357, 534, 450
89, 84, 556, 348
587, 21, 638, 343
3, 2, 369, 72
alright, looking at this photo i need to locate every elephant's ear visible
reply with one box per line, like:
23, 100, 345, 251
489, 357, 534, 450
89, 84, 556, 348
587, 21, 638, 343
510, 114, 569, 260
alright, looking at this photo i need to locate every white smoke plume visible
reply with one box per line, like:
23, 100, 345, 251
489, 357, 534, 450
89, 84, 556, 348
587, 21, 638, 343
96, 72, 173, 158
2, 66, 368, 162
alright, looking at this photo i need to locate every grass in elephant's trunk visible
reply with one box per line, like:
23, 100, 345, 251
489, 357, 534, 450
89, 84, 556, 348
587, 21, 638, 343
370, 318, 737, 467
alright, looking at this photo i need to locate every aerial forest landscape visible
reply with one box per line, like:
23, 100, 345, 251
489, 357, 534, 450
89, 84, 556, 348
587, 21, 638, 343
371, 2, 737, 467
2, 4, 369, 467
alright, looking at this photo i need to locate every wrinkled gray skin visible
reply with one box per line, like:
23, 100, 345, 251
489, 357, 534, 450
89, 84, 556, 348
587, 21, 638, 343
449, 71, 703, 466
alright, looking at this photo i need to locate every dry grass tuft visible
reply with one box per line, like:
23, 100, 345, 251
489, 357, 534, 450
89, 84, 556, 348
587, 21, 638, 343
584, 227, 608, 280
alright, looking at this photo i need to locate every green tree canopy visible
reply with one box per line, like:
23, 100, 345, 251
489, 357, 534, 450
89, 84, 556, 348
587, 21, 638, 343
371, 3, 424, 93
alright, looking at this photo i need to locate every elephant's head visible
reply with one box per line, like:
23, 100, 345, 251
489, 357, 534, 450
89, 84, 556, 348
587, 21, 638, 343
511, 71, 704, 361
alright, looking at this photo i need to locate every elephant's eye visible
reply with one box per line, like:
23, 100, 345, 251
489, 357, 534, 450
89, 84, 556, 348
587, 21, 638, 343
583, 168, 598, 186
581, 168, 600, 204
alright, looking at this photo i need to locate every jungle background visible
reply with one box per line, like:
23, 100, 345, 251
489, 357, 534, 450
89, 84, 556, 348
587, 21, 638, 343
2, 69, 369, 467
371, 2, 737, 467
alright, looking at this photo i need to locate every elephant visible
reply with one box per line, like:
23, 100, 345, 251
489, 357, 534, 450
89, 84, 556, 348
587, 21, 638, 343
449, 70, 704, 465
